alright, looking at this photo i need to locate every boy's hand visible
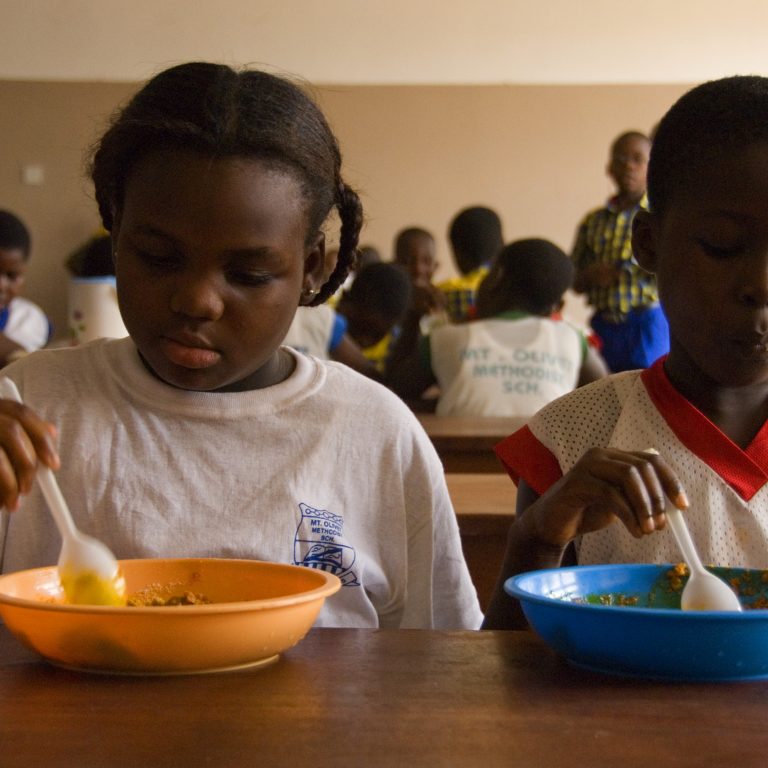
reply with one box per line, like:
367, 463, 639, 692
0, 400, 59, 511
524, 448, 687, 546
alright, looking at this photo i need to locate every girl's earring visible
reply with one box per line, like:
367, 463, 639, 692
302, 286, 319, 303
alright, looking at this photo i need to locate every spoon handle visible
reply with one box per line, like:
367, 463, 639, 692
0, 377, 77, 540
665, 504, 706, 575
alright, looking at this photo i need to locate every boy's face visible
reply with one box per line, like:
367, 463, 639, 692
398, 235, 437, 287
111, 149, 328, 392
634, 141, 768, 389
608, 135, 650, 198
0, 248, 26, 312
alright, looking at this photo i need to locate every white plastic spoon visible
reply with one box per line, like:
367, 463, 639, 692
664, 502, 742, 611
644, 448, 741, 611
0, 377, 126, 605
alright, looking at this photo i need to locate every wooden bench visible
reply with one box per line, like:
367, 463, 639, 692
445, 472, 517, 613
417, 414, 526, 473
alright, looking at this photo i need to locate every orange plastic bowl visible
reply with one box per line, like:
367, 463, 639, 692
0, 558, 341, 675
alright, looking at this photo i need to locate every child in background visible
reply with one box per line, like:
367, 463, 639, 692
0, 210, 51, 364
437, 206, 504, 322
326, 243, 382, 309
388, 238, 607, 417
65, 230, 115, 277
0, 62, 482, 630
283, 304, 381, 380
336, 261, 412, 374
393, 227, 449, 333
484, 75, 768, 629
571, 130, 669, 372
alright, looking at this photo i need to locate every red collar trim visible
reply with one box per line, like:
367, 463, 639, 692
641, 357, 768, 500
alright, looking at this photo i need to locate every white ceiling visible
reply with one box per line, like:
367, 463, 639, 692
2, 0, 768, 84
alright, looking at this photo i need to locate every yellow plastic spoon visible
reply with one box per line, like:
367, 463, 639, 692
0, 377, 126, 605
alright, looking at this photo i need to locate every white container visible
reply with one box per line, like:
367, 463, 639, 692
68, 277, 128, 344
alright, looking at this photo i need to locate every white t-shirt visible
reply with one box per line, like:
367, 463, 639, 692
429, 314, 584, 417
3, 296, 49, 351
495, 358, 768, 568
0, 339, 482, 629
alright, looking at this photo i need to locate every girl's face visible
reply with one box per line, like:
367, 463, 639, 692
634, 142, 768, 391
112, 149, 327, 392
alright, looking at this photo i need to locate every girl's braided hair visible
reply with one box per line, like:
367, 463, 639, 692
89, 62, 362, 305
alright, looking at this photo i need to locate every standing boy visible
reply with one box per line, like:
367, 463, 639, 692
571, 131, 669, 372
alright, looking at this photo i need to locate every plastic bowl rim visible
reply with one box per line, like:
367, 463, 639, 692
0, 557, 342, 615
504, 562, 768, 618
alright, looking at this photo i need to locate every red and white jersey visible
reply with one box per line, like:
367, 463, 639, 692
495, 357, 768, 568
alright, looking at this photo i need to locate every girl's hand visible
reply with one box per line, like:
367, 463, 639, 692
524, 448, 687, 547
0, 399, 59, 511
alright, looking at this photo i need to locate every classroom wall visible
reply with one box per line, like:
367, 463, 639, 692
2, 0, 767, 85
0, 78, 689, 337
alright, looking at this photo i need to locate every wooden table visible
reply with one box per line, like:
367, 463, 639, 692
417, 414, 526, 473
2, 625, 767, 767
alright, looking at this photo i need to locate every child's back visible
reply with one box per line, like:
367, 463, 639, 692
393, 238, 606, 417
437, 206, 503, 322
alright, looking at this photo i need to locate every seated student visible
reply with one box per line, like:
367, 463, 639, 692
387, 238, 607, 417
66, 230, 115, 277
483, 75, 768, 629
283, 304, 381, 380
437, 206, 504, 322
0, 210, 51, 364
0, 62, 482, 631
336, 261, 412, 374
326, 243, 382, 308
393, 227, 449, 334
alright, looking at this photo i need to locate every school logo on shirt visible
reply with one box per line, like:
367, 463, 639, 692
294, 503, 360, 587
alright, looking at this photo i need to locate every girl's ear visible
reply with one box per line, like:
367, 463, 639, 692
632, 209, 659, 274
301, 231, 328, 299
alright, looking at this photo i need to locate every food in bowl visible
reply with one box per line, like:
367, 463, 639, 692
126, 590, 211, 606
0, 558, 341, 675
506, 563, 768, 681
573, 562, 761, 609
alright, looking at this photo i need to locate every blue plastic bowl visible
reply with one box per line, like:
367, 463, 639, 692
505, 563, 768, 682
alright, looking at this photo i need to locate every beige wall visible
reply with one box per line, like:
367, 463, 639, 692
1, 1, 766, 85
1, 79, 689, 337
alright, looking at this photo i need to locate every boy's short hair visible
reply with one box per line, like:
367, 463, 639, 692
0, 210, 31, 258
648, 75, 768, 216
357, 245, 382, 270
347, 262, 412, 324
610, 130, 650, 155
496, 238, 574, 314
448, 206, 503, 273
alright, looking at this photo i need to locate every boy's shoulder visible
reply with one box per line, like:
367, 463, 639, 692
530, 369, 643, 446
